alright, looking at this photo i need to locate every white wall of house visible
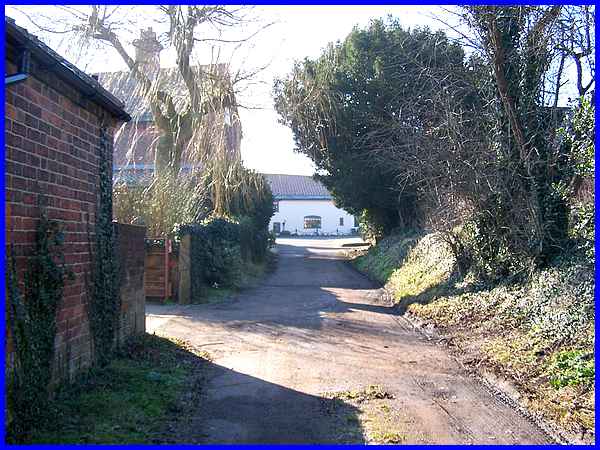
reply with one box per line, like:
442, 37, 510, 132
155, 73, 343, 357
269, 199, 356, 235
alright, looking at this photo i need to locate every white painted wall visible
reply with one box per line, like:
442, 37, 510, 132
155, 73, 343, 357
269, 199, 357, 235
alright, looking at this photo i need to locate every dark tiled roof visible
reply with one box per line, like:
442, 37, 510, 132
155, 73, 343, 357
97, 68, 180, 121
99, 64, 243, 168
96, 64, 231, 121
263, 174, 332, 200
5, 17, 130, 121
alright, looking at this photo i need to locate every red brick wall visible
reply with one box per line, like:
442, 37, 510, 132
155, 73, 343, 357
5, 54, 133, 379
114, 223, 146, 342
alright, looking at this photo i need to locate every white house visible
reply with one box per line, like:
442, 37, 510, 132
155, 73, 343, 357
263, 174, 357, 236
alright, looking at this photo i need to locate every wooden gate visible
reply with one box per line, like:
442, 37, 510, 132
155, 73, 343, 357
144, 239, 176, 301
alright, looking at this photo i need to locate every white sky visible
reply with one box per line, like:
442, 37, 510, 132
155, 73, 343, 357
6, 5, 585, 176
233, 6, 452, 175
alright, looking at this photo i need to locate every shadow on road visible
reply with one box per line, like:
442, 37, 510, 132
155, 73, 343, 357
147, 242, 411, 348
334, 299, 399, 316
147, 239, 555, 445
161, 346, 365, 444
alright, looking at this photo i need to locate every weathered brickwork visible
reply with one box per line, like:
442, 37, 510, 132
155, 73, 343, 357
5, 25, 142, 380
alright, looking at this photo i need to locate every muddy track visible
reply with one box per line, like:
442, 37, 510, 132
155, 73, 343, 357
147, 238, 553, 444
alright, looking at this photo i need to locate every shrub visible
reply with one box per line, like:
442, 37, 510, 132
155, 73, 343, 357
559, 96, 595, 260
549, 350, 594, 389
459, 217, 527, 281
202, 165, 274, 265
239, 215, 269, 263
177, 219, 242, 296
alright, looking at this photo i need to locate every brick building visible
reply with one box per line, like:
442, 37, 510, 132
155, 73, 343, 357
5, 17, 143, 378
95, 28, 242, 183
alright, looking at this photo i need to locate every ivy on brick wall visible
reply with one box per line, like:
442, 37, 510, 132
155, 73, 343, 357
6, 212, 72, 443
88, 125, 121, 367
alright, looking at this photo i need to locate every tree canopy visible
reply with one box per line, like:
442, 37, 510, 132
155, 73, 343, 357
274, 18, 470, 236
275, 8, 594, 275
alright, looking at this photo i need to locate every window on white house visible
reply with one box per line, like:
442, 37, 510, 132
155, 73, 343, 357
304, 215, 321, 229
354, 216, 359, 227
339, 217, 344, 226
273, 201, 279, 212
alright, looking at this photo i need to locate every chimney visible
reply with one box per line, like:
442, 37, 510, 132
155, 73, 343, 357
132, 27, 162, 77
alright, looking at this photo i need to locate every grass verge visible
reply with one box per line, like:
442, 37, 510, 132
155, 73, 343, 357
322, 385, 405, 444
353, 232, 595, 443
27, 333, 208, 444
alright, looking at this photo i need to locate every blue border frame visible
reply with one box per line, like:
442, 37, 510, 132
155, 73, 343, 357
1, 1, 593, 5
2, 10, 7, 447
2, 1, 597, 447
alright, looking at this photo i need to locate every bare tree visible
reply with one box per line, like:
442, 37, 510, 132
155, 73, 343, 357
11, 5, 276, 235
12, 5, 271, 177
554, 5, 595, 100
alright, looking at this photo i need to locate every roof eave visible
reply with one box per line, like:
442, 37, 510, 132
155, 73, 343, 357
275, 195, 332, 201
5, 17, 131, 122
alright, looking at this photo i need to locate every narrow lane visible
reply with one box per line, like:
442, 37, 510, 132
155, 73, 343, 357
146, 237, 551, 444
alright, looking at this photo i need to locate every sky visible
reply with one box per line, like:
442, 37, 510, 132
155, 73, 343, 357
5, 5, 457, 175
5, 5, 585, 176
233, 6, 452, 175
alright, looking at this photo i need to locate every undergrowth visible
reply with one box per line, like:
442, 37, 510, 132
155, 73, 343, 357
353, 231, 595, 441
